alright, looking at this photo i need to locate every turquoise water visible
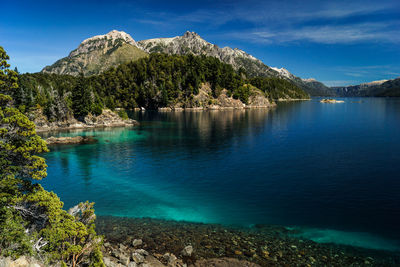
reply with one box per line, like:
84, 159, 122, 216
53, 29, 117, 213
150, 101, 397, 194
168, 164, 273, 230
40, 98, 400, 251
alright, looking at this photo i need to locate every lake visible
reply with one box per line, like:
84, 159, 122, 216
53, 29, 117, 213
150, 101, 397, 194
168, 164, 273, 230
40, 97, 400, 252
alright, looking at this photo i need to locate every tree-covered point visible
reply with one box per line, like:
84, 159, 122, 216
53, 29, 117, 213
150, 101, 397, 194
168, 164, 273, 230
16, 53, 308, 120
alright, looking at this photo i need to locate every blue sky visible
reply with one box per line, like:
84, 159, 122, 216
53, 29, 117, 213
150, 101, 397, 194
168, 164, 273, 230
1, 0, 399, 86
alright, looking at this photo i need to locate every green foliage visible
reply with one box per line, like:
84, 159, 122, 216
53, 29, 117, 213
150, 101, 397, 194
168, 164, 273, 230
249, 77, 310, 100
233, 85, 251, 104
72, 75, 93, 119
0, 94, 48, 181
117, 109, 129, 120
18, 72, 77, 121
18, 53, 308, 122
91, 103, 103, 116
0, 46, 104, 266
0, 207, 33, 257
0, 47, 19, 95
25, 188, 103, 266
89, 53, 246, 109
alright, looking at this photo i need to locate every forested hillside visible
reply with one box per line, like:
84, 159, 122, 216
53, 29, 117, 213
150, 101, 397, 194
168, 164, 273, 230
18, 54, 309, 121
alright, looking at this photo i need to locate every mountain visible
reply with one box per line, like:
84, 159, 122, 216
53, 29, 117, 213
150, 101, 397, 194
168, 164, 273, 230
42, 30, 330, 96
42, 30, 148, 76
270, 67, 334, 96
332, 78, 400, 96
138, 31, 330, 96
138, 31, 279, 77
301, 78, 336, 96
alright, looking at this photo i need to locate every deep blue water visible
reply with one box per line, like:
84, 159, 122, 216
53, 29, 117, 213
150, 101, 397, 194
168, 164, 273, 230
41, 98, 400, 251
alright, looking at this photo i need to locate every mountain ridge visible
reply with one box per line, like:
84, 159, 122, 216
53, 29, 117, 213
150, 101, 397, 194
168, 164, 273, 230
332, 78, 400, 96
42, 30, 331, 95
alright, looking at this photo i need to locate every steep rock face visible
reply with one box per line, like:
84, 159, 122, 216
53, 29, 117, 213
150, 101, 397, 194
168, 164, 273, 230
42, 30, 148, 76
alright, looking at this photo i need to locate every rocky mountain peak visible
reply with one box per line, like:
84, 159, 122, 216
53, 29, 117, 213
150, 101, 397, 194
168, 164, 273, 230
82, 30, 136, 45
42, 30, 147, 76
183, 31, 201, 39
69, 30, 137, 58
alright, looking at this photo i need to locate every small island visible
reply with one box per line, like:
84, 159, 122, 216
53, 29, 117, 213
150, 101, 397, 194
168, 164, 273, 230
320, 99, 345, 103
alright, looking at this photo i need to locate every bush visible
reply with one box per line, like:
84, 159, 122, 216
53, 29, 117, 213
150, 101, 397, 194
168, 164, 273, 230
117, 109, 129, 120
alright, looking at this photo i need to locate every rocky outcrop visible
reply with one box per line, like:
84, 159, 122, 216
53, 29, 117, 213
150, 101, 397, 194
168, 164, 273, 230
0, 256, 44, 267
46, 136, 97, 145
320, 99, 344, 103
33, 109, 138, 132
162, 83, 275, 111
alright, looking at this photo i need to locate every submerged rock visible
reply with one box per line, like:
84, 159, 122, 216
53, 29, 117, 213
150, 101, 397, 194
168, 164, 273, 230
181, 245, 193, 257
132, 239, 143, 247
46, 136, 97, 145
189, 257, 261, 267
131, 252, 145, 264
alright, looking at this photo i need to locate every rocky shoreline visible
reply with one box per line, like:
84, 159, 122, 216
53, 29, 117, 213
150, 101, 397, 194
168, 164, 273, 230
2, 218, 398, 267
96, 217, 400, 267
33, 109, 139, 133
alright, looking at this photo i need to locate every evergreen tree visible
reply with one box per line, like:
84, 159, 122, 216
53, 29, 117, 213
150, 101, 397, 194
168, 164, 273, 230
72, 75, 92, 119
0, 47, 104, 266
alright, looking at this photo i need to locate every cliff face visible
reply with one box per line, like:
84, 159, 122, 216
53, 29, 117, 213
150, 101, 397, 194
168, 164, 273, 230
42, 30, 148, 76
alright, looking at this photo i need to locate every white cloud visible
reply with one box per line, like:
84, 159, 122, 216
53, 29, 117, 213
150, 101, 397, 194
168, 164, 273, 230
134, 0, 400, 45
225, 21, 400, 44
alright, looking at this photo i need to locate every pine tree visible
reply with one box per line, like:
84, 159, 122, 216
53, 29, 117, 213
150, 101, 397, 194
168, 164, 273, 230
71, 75, 92, 119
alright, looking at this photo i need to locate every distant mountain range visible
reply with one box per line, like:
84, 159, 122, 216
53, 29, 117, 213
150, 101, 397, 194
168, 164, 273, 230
332, 78, 400, 97
42, 30, 332, 96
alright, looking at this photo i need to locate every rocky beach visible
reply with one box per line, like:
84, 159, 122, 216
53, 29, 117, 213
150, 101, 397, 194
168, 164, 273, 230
95, 217, 400, 267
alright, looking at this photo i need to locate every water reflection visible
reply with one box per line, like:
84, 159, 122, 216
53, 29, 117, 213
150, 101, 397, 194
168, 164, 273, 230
41, 99, 400, 245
